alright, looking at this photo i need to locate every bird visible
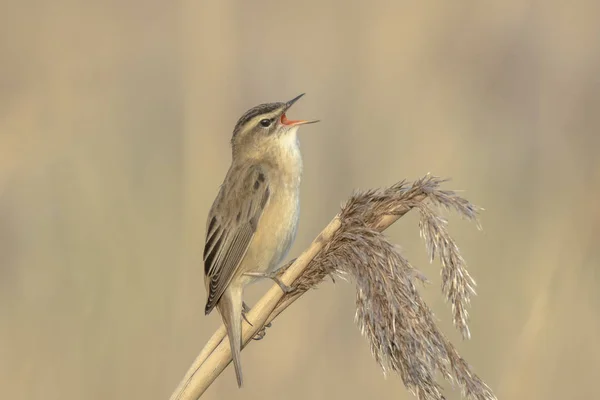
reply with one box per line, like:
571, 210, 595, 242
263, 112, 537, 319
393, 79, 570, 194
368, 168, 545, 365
202, 93, 318, 387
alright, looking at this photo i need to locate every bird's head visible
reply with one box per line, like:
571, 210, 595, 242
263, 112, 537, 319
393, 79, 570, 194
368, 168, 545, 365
230, 93, 319, 158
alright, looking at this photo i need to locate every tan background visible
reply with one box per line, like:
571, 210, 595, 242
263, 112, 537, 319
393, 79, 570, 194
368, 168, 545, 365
1, 1, 600, 399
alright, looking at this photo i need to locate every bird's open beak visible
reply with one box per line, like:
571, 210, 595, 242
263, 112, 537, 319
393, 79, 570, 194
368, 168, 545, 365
281, 93, 320, 126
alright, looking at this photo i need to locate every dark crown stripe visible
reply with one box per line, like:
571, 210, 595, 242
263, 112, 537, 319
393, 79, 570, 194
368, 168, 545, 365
232, 102, 284, 137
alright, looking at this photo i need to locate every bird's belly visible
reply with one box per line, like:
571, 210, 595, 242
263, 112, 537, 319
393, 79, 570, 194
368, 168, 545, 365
243, 189, 300, 277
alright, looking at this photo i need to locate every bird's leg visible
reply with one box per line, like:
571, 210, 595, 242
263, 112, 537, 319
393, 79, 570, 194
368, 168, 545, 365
242, 302, 271, 341
243, 271, 294, 294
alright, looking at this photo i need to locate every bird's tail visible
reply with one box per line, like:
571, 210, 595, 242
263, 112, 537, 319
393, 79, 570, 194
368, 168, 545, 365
217, 287, 244, 387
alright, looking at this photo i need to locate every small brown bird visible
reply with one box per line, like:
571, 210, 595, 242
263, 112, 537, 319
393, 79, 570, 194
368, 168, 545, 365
203, 94, 318, 387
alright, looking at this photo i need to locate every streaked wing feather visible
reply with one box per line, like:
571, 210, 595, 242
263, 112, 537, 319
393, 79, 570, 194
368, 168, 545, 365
203, 165, 270, 314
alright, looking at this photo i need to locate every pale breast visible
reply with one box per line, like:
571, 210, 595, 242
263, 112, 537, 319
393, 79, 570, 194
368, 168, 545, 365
242, 178, 300, 274
259, 186, 300, 272
242, 132, 302, 274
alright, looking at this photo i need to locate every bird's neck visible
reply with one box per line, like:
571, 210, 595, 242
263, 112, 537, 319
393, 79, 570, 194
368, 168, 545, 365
234, 132, 303, 188
271, 132, 303, 189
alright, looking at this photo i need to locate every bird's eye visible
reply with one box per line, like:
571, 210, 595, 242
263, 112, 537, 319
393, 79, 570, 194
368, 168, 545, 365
259, 119, 272, 128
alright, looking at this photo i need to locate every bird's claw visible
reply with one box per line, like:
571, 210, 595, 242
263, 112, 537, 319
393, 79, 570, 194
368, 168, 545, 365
253, 326, 267, 340
242, 302, 272, 341
272, 275, 294, 294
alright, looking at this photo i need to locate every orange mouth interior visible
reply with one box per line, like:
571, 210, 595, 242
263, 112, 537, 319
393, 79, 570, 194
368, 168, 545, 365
280, 113, 306, 126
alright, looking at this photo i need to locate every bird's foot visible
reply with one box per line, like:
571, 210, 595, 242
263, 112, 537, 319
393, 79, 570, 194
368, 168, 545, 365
242, 302, 272, 341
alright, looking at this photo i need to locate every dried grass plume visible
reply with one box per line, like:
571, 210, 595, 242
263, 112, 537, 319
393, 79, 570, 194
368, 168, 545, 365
170, 175, 497, 400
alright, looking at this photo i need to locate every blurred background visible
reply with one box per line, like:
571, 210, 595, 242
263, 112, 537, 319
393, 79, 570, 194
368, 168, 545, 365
1, 1, 599, 399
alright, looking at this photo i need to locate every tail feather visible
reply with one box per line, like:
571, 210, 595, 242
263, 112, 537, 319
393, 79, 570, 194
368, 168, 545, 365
217, 287, 244, 387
